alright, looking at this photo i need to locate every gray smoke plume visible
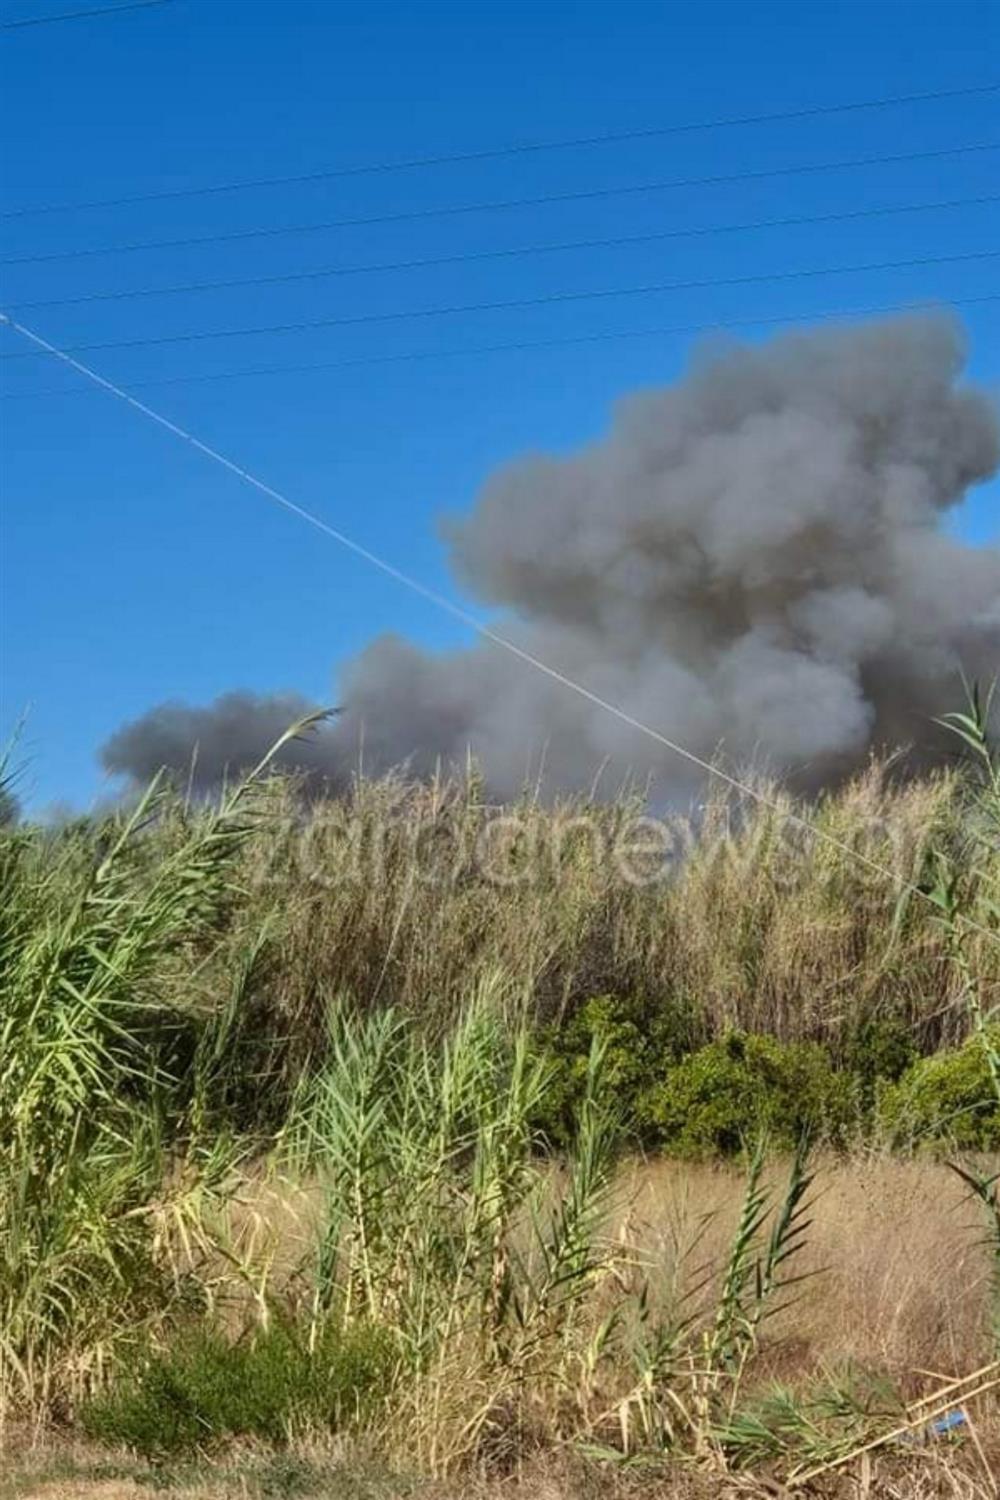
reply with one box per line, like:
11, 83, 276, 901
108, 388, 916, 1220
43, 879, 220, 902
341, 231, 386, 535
101, 691, 343, 792
101, 314, 1000, 800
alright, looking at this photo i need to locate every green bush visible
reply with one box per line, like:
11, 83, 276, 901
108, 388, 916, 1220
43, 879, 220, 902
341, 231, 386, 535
533, 1005, 927, 1157
638, 1032, 857, 1157
80, 1320, 396, 1457
877, 1032, 1000, 1151
532, 993, 700, 1147
841, 1016, 919, 1100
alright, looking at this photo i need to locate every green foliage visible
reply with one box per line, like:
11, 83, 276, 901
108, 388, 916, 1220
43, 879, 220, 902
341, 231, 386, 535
717, 1364, 902, 1471
531, 992, 698, 1147
559, 1009, 1000, 1161
0, 714, 330, 1408
80, 1320, 395, 1457
841, 1016, 919, 1098
287, 994, 624, 1469
535, 1005, 926, 1159
878, 1030, 1000, 1150
638, 1033, 856, 1157
708, 1137, 815, 1375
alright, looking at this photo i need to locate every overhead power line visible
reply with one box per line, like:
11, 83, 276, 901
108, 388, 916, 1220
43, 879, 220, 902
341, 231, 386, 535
2, 247, 995, 362
2, 303, 998, 955
0, 0, 171, 29
2, 79, 996, 216
9, 191, 998, 313
4, 140, 997, 267
4, 292, 998, 402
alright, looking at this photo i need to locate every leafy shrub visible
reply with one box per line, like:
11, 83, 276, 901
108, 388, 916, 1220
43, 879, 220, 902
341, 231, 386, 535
531, 992, 700, 1147
80, 1320, 396, 1457
638, 1032, 856, 1157
877, 1032, 1000, 1151
534, 1006, 926, 1157
841, 1016, 919, 1100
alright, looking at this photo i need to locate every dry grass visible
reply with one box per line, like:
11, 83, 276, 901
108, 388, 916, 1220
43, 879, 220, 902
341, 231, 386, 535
620, 1156, 996, 1383
191, 1153, 1000, 1486
10, 1153, 992, 1492
223, 1156, 998, 1392
219, 757, 992, 1068
5, 1437, 1000, 1500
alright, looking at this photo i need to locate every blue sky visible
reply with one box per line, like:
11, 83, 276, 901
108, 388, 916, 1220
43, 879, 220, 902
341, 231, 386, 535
1, 0, 997, 811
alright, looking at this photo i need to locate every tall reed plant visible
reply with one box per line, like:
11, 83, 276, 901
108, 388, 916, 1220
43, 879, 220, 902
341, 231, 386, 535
0, 717, 326, 1410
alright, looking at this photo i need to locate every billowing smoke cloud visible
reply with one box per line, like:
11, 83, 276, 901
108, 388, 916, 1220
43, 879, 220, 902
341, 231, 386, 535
101, 314, 1000, 800
100, 691, 344, 792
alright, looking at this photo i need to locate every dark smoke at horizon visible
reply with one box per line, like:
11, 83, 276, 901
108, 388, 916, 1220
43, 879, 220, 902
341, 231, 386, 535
101, 313, 1000, 803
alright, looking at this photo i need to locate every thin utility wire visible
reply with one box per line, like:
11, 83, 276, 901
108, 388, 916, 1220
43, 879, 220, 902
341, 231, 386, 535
3, 247, 996, 361
0, 0, 171, 28
6, 292, 1000, 401
3, 79, 996, 215
0, 303, 996, 952
4, 140, 996, 266
10, 190, 999, 312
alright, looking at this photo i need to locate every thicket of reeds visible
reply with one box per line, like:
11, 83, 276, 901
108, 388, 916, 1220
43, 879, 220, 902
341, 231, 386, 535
1, 693, 998, 1490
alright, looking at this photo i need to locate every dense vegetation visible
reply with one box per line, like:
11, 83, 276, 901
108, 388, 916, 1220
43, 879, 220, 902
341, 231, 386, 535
1, 692, 998, 1488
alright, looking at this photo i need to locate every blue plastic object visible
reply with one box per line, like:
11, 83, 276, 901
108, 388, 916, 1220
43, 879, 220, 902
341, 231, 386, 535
927, 1409, 966, 1437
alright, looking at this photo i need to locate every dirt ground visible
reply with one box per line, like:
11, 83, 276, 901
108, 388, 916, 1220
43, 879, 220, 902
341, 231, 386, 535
4, 1437, 1000, 1500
